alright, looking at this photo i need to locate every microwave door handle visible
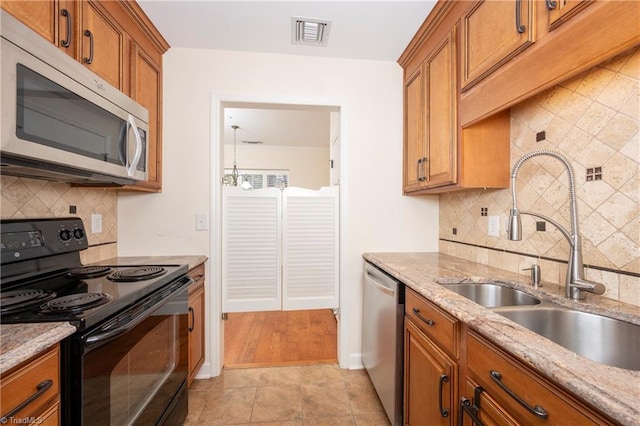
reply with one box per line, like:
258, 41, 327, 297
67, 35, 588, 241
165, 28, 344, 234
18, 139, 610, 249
126, 114, 143, 177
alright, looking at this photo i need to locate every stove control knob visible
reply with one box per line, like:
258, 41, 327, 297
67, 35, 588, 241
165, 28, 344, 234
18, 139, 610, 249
59, 229, 72, 241
73, 228, 85, 240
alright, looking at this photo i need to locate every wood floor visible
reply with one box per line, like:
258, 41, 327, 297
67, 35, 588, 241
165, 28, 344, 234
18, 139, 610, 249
224, 309, 338, 368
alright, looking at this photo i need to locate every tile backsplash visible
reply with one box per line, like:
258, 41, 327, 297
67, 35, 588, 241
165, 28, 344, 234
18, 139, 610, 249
1, 176, 118, 263
440, 47, 639, 307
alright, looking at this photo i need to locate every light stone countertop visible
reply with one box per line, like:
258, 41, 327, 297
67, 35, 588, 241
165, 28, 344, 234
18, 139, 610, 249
363, 252, 640, 426
0, 322, 76, 374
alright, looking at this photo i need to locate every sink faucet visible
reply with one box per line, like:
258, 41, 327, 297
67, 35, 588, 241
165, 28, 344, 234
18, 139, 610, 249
507, 150, 606, 300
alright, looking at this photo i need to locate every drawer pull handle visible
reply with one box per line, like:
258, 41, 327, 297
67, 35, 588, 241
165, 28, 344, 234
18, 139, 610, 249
490, 370, 548, 418
460, 397, 485, 426
412, 308, 435, 326
545, 0, 557, 10
0, 379, 53, 422
438, 374, 449, 418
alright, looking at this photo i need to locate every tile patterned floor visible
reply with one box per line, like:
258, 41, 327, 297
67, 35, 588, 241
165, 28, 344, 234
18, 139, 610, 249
184, 363, 391, 425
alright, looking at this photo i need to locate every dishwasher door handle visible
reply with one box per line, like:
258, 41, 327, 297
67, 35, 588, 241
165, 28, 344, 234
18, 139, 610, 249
366, 270, 396, 296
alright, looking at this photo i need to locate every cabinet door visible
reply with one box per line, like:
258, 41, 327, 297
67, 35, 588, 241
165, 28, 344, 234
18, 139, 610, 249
81, 0, 125, 90
547, 0, 593, 30
460, 378, 520, 426
404, 319, 456, 426
424, 28, 456, 188
1, 1, 56, 44
403, 66, 425, 193
127, 42, 162, 191
461, 0, 535, 90
187, 265, 206, 386
57, 0, 79, 59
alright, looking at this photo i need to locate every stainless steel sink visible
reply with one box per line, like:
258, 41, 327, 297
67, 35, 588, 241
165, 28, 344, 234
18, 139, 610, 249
444, 283, 541, 308
498, 307, 640, 370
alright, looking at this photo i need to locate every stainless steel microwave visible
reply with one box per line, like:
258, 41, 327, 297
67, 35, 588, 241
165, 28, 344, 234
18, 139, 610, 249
0, 11, 149, 186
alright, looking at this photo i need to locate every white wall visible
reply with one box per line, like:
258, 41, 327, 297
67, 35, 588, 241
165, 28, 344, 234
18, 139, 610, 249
223, 144, 329, 190
118, 47, 439, 373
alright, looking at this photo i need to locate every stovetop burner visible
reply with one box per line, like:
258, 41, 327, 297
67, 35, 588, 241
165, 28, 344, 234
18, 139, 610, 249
0, 288, 57, 315
108, 266, 167, 282
67, 266, 113, 279
40, 293, 112, 314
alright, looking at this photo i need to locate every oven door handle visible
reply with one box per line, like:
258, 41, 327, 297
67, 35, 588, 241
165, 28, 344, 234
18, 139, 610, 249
84, 276, 193, 349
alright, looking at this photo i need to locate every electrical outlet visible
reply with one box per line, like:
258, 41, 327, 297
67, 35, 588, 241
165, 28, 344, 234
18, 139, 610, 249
196, 213, 208, 231
91, 214, 102, 234
488, 216, 500, 237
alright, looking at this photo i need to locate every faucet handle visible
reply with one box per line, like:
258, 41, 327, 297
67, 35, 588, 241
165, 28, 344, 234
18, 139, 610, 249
523, 264, 541, 287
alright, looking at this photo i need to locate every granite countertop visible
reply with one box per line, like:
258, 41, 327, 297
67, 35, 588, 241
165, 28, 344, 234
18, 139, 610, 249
95, 255, 208, 271
0, 322, 76, 374
363, 252, 640, 426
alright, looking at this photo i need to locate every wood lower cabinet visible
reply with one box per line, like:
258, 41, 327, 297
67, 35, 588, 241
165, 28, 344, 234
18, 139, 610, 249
547, 0, 593, 30
464, 331, 616, 425
0, 344, 61, 425
187, 263, 206, 386
404, 289, 459, 425
403, 289, 618, 425
404, 320, 456, 425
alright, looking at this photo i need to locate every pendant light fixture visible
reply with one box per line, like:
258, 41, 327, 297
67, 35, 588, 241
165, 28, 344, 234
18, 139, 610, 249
231, 125, 240, 186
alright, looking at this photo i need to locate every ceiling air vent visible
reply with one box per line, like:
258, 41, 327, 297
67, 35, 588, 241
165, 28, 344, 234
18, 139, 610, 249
291, 17, 331, 47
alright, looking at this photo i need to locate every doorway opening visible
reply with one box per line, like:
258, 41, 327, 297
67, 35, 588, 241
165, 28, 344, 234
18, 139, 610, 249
224, 309, 337, 368
220, 101, 341, 369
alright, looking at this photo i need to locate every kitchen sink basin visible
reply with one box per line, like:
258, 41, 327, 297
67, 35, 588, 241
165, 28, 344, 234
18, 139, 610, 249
498, 307, 640, 370
443, 283, 541, 308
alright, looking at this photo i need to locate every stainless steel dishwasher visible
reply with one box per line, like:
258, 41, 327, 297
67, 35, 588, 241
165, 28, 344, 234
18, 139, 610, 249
362, 261, 404, 425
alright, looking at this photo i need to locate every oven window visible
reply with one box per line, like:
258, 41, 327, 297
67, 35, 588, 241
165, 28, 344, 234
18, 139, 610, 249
16, 64, 126, 165
82, 307, 188, 425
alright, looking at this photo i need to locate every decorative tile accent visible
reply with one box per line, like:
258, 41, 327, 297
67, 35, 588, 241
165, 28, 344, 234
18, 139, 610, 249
1, 176, 118, 263
440, 46, 640, 307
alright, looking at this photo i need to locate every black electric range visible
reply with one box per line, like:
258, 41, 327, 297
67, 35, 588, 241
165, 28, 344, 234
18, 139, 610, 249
0, 217, 191, 425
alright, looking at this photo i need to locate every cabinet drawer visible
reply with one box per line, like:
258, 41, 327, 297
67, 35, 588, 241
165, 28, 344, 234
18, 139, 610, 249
1, 344, 60, 422
467, 332, 614, 425
405, 288, 458, 356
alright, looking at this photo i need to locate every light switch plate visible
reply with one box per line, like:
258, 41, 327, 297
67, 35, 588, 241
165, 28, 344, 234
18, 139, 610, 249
196, 212, 208, 231
91, 214, 103, 234
488, 215, 500, 237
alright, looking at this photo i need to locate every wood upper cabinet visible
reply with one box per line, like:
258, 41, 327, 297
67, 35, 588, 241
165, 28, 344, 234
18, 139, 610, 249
127, 42, 163, 191
80, 1, 125, 91
461, 0, 535, 91
1, 1, 57, 44
187, 263, 206, 387
403, 28, 457, 193
400, 1, 511, 195
0, 344, 61, 425
2, 0, 169, 192
459, 0, 640, 125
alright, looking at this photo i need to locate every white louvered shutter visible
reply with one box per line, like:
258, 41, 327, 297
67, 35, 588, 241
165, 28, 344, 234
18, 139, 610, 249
282, 186, 339, 310
222, 187, 282, 312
